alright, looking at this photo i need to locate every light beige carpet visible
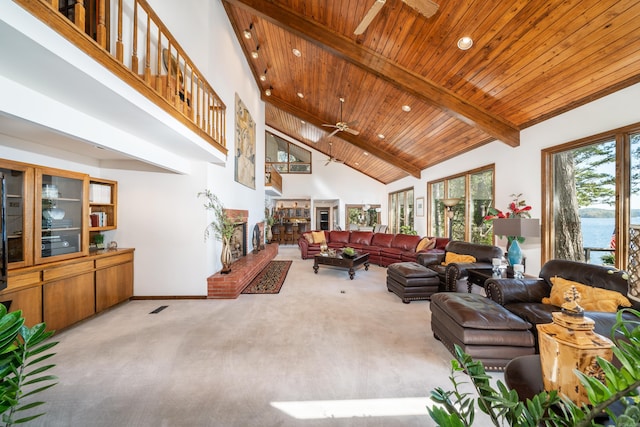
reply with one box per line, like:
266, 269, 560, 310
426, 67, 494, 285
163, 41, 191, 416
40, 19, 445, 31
27, 245, 501, 426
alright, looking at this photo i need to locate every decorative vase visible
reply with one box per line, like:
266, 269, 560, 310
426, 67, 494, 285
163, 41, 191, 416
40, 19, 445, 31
507, 238, 522, 266
221, 236, 233, 274
266, 225, 273, 243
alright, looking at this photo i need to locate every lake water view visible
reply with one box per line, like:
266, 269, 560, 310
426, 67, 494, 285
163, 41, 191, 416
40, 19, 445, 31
581, 217, 640, 264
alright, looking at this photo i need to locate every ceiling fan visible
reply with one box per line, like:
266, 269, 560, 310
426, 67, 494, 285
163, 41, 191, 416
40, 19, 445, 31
325, 142, 344, 166
322, 97, 360, 138
354, 0, 439, 35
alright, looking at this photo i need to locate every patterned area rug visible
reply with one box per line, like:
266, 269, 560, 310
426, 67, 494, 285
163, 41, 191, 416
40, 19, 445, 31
242, 260, 292, 294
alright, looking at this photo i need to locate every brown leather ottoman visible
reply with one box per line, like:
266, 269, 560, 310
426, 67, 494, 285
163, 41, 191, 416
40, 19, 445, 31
386, 262, 440, 303
430, 293, 536, 371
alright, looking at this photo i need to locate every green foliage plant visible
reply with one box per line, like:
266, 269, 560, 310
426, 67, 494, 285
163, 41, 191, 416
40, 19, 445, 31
0, 305, 58, 426
198, 190, 238, 242
399, 225, 418, 235
429, 308, 640, 427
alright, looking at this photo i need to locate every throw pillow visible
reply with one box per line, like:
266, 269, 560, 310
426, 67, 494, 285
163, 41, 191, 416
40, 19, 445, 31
442, 252, 476, 265
542, 276, 632, 313
311, 231, 326, 244
303, 233, 314, 244
416, 237, 436, 252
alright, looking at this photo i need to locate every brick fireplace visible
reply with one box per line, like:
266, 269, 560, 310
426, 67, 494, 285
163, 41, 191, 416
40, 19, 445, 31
207, 209, 278, 298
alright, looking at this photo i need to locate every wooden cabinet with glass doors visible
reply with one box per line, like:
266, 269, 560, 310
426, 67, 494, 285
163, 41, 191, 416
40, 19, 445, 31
35, 167, 89, 264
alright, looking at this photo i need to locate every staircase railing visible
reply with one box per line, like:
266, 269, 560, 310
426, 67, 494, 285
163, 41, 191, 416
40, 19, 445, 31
13, 0, 226, 153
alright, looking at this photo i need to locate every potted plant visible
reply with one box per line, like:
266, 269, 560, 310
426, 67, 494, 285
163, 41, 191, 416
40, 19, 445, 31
198, 190, 238, 274
264, 202, 275, 243
0, 304, 58, 425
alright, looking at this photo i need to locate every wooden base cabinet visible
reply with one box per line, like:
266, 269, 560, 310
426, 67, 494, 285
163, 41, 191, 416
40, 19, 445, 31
2, 249, 134, 332
96, 252, 133, 312
44, 272, 95, 332
0, 286, 43, 327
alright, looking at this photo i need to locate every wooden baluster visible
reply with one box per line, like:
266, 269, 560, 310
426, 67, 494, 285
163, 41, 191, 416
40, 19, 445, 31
97, 0, 107, 49
144, 13, 151, 84
51, 0, 59, 9
74, 0, 85, 31
131, 0, 139, 74
174, 51, 180, 109
116, 0, 123, 62
165, 41, 172, 101
197, 80, 202, 127
190, 69, 195, 120
156, 30, 162, 92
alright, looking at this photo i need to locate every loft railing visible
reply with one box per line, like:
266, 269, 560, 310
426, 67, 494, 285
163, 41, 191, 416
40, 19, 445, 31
14, 0, 226, 153
265, 165, 282, 195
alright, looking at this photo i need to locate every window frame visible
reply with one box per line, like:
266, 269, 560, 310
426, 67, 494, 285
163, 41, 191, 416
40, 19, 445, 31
265, 131, 312, 174
427, 164, 495, 242
541, 122, 640, 269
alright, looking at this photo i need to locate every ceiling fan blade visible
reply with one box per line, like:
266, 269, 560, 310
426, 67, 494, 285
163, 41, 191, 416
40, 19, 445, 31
354, 0, 386, 35
325, 159, 331, 166
327, 128, 340, 138
345, 128, 360, 135
402, 0, 439, 18
322, 123, 338, 128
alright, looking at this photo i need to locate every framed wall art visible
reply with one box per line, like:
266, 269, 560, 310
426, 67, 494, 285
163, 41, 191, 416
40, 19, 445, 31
234, 94, 256, 189
415, 197, 425, 217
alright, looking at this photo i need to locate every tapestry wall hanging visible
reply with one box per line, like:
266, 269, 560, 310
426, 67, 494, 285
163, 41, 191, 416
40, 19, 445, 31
234, 94, 256, 189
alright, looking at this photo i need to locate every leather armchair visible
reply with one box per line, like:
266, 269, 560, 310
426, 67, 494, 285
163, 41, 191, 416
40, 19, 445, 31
485, 259, 640, 338
417, 240, 503, 292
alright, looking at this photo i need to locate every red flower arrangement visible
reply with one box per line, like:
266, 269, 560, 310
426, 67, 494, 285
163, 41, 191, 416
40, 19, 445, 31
484, 193, 532, 220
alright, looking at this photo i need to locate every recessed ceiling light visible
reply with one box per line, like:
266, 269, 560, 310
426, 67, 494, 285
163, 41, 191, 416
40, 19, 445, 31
243, 30, 252, 39
259, 74, 267, 82
301, 120, 306, 124
457, 36, 473, 50
292, 48, 301, 57
297, 92, 304, 98
377, 134, 385, 139
251, 48, 259, 59
402, 105, 411, 112
265, 87, 272, 96
355, 162, 359, 166
364, 152, 369, 156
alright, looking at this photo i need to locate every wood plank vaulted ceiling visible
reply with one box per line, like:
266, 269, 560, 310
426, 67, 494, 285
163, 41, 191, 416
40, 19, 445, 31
222, 0, 640, 184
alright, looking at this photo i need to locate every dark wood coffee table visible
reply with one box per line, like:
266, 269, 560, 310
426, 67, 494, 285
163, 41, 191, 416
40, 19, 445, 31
313, 252, 370, 280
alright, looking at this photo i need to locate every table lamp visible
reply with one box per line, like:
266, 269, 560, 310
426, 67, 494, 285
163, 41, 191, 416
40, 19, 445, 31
492, 217, 539, 265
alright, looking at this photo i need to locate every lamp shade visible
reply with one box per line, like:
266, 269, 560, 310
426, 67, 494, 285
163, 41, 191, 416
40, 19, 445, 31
492, 218, 540, 237
441, 198, 461, 207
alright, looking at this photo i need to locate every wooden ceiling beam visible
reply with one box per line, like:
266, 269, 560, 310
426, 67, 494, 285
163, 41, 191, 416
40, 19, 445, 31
265, 95, 422, 178
224, 0, 520, 147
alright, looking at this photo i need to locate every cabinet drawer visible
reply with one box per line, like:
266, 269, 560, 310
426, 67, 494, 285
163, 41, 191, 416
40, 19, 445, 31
95, 252, 133, 269
42, 260, 94, 282
6, 271, 41, 290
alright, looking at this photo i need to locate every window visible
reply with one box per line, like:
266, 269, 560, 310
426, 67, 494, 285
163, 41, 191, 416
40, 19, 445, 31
345, 205, 381, 230
265, 132, 311, 174
388, 188, 413, 234
427, 165, 494, 242
542, 123, 640, 269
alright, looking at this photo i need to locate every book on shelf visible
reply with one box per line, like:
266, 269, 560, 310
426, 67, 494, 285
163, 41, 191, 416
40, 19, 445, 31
90, 212, 108, 227
89, 183, 112, 204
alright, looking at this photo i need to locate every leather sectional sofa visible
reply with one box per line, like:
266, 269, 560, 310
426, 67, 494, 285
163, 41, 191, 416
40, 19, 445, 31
298, 230, 449, 266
